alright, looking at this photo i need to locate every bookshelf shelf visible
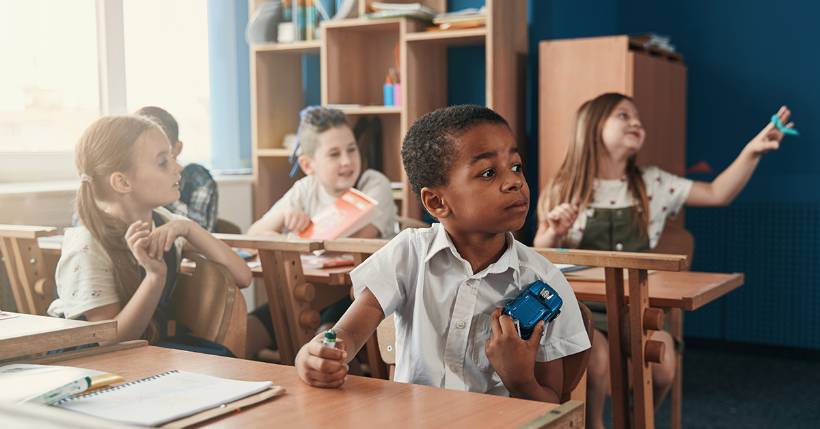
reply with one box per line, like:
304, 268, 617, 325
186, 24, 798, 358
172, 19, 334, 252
322, 18, 402, 31
404, 28, 487, 45
253, 40, 321, 54
249, 0, 527, 220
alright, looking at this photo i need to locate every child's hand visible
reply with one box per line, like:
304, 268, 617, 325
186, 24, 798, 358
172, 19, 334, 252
545, 203, 578, 238
125, 221, 167, 275
146, 219, 192, 260
295, 332, 349, 388
283, 210, 312, 233
745, 106, 794, 157
485, 308, 544, 391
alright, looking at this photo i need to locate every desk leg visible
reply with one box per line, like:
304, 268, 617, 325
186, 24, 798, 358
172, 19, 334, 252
628, 269, 654, 429
605, 267, 630, 429
258, 250, 296, 364
669, 308, 684, 429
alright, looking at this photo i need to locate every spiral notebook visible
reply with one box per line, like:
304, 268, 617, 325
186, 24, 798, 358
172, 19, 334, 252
55, 370, 275, 427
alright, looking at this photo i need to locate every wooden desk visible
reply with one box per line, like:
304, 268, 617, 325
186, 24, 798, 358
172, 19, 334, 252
0, 312, 116, 361
565, 269, 744, 311
28, 343, 583, 429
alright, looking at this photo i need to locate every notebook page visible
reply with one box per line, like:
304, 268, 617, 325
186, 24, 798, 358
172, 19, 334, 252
56, 370, 273, 427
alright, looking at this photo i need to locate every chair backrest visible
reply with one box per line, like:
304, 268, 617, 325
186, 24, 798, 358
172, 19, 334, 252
653, 223, 695, 262
214, 218, 242, 235
0, 225, 58, 315
171, 252, 247, 358
562, 302, 594, 402
376, 313, 397, 367
397, 216, 430, 230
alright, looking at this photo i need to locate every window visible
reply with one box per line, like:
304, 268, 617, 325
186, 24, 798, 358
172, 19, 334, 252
0, 0, 212, 182
0, 0, 100, 153
123, 0, 211, 163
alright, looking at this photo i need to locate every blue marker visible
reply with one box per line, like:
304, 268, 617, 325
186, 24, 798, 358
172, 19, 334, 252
771, 114, 799, 136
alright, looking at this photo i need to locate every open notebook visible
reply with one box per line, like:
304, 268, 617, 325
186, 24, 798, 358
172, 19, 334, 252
55, 370, 275, 427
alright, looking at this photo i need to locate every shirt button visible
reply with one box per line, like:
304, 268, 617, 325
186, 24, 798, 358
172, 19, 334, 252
615, 242, 624, 251
455, 320, 466, 329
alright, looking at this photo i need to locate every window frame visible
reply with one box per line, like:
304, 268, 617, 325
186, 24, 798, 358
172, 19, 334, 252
1, 0, 222, 183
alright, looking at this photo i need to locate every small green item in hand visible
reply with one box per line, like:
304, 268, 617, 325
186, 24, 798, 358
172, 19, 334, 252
771, 114, 799, 136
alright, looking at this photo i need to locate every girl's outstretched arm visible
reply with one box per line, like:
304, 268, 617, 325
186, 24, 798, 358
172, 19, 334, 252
687, 106, 794, 207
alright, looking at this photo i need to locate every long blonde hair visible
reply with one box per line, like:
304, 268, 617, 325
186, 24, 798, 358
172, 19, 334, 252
75, 115, 166, 342
538, 93, 650, 239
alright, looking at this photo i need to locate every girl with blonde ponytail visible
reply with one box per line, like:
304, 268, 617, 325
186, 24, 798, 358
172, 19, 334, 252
48, 116, 251, 349
534, 93, 795, 429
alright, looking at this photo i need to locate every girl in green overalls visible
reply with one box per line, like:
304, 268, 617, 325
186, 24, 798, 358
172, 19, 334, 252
534, 93, 795, 429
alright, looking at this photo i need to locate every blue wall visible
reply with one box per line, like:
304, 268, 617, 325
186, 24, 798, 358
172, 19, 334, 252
523, 0, 819, 348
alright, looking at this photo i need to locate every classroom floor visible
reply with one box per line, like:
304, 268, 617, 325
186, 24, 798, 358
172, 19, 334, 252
605, 341, 820, 428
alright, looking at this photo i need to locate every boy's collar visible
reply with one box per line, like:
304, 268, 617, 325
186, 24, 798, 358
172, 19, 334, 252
424, 223, 520, 277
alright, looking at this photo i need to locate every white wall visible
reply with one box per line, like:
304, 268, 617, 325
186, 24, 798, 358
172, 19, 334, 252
0, 175, 254, 230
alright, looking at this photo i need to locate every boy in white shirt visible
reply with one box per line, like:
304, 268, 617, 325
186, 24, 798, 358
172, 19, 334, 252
295, 105, 590, 401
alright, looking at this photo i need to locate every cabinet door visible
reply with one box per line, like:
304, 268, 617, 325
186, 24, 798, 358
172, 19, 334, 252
631, 52, 688, 176
538, 36, 630, 189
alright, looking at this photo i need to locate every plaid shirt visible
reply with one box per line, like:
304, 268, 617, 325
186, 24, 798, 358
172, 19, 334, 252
164, 163, 218, 231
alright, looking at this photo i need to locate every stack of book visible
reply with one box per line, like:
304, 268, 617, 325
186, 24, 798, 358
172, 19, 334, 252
280, 0, 340, 42
432, 7, 486, 30
366, 2, 436, 21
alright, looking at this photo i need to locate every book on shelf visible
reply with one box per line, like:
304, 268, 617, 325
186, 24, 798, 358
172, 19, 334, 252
0, 364, 124, 405
298, 188, 379, 240
367, 2, 436, 20
431, 6, 486, 30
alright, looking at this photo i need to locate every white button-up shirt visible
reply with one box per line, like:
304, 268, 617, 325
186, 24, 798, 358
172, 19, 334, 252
351, 223, 590, 396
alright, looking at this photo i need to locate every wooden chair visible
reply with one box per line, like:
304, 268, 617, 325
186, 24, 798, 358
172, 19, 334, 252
215, 234, 325, 364
2, 228, 251, 359
537, 248, 688, 429
375, 303, 594, 403
0, 225, 59, 315
397, 216, 430, 230
171, 252, 248, 358
322, 238, 390, 378
648, 223, 695, 429
214, 218, 242, 234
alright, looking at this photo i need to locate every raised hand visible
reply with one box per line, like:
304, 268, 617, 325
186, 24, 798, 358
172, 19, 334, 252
745, 106, 795, 157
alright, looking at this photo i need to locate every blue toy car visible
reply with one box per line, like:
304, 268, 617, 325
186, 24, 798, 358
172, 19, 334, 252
502, 280, 563, 340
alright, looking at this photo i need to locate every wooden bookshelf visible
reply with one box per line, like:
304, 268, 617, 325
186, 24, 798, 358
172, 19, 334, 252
252, 40, 321, 54
404, 27, 487, 45
249, 0, 527, 220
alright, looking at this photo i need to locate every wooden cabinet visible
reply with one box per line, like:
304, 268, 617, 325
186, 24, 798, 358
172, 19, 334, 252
538, 35, 687, 189
249, 0, 527, 220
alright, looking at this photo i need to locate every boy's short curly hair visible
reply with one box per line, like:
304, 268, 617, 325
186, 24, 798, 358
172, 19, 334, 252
298, 106, 350, 156
401, 105, 509, 195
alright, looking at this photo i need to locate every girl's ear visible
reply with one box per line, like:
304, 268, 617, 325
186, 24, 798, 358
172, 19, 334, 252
172, 140, 184, 158
420, 187, 450, 219
298, 155, 314, 175
109, 172, 132, 194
